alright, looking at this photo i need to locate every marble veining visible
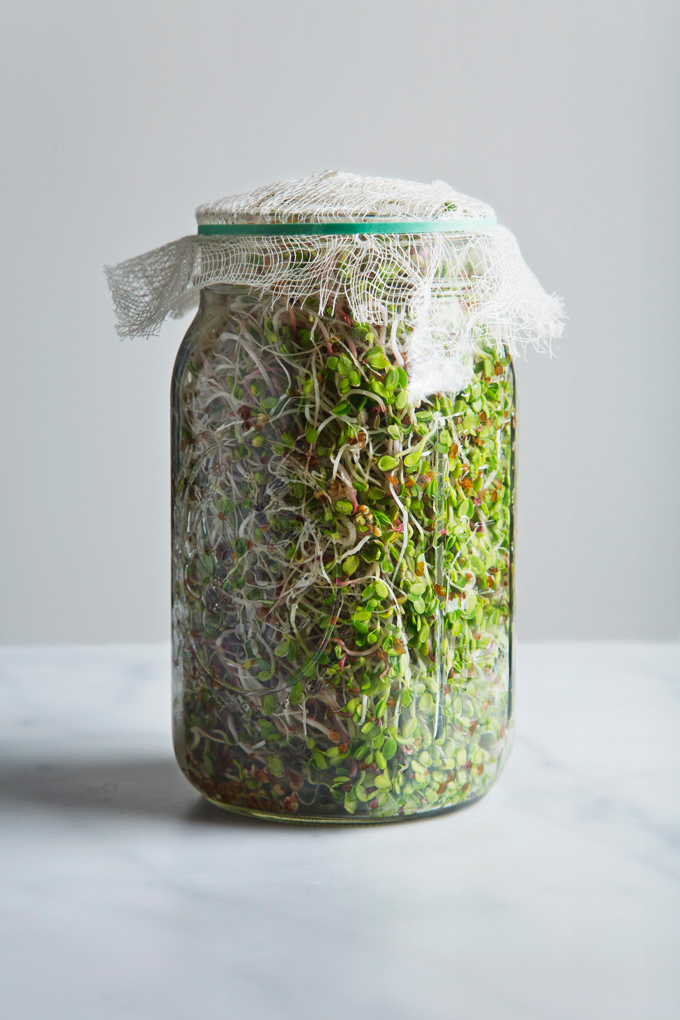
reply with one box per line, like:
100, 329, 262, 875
1, 643, 678, 1020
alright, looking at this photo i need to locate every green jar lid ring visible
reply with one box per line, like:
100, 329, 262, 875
197, 217, 497, 237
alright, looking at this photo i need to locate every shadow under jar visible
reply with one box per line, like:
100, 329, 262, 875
171, 284, 516, 823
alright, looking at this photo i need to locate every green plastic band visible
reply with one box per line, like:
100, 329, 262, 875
197, 217, 496, 237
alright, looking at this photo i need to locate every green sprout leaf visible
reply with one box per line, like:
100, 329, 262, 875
365, 347, 390, 370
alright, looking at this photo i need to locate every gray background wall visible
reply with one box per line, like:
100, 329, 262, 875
0, 0, 677, 645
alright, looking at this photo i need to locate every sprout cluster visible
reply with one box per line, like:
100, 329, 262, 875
171, 284, 515, 821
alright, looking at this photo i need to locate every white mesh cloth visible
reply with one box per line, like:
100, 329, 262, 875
106, 170, 564, 400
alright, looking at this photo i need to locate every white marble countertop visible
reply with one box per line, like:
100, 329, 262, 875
1, 643, 678, 1020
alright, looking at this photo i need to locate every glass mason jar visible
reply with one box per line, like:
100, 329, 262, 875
172, 284, 516, 823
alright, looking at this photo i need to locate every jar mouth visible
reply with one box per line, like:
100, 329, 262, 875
196, 218, 498, 236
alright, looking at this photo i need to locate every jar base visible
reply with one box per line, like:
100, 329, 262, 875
200, 788, 490, 825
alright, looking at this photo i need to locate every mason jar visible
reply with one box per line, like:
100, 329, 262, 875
171, 282, 516, 822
